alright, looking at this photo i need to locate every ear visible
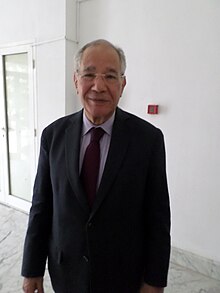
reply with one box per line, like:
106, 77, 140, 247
73, 73, 79, 94
120, 76, 127, 97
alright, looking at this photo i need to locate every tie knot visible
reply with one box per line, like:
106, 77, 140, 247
90, 127, 105, 142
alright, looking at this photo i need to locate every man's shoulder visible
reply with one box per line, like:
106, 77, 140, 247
40, 110, 83, 144
117, 108, 162, 134
44, 110, 82, 132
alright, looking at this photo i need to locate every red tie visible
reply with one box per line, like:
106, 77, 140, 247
81, 127, 105, 207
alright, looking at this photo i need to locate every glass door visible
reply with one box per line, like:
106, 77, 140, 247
0, 46, 36, 211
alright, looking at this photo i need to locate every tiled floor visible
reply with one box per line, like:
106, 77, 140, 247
0, 203, 220, 293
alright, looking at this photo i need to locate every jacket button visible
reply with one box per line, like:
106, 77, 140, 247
83, 255, 89, 262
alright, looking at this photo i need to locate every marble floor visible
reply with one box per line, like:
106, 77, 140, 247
0, 203, 220, 293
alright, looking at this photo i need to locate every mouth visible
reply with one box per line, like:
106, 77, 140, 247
88, 98, 109, 104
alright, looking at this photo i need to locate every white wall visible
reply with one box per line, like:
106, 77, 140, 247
66, 0, 79, 114
76, 0, 220, 262
0, 0, 70, 136
1, 0, 220, 263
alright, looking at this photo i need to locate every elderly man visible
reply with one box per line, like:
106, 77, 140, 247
22, 39, 171, 293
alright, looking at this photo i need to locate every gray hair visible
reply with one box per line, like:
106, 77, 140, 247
74, 39, 126, 74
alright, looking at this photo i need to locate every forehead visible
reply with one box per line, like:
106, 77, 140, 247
80, 44, 121, 72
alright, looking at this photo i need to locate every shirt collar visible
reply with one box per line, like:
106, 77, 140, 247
82, 111, 115, 137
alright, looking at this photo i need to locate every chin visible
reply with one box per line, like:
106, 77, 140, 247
90, 110, 112, 124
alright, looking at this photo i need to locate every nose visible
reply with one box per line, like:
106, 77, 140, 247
91, 75, 107, 92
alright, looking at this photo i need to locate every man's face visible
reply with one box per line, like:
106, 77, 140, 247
74, 44, 126, 125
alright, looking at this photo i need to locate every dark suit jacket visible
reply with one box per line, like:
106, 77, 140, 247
22, 107, 171, 293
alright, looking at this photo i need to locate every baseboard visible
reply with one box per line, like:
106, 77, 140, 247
171, 246, 220, 281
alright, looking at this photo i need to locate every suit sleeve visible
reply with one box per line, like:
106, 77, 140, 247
21, 129, 53, 277
143, 129, 171, 287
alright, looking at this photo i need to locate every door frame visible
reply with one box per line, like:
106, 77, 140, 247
0, 44, 37, 212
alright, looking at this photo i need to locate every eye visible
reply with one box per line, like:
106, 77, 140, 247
82, 73, 96, 80
105, 74, 117, 80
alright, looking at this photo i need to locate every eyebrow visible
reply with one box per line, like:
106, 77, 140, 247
82, 66, 96, 72
81, 66, 119, 74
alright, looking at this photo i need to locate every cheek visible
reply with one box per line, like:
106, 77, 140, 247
112, 87, 123, 100
78, 84, 90, 97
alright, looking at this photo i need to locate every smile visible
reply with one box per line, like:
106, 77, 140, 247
88, 98, 109, 103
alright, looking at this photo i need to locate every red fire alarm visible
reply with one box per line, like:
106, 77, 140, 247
147, 105, 159, 114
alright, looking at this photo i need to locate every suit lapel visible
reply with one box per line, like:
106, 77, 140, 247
65, 111, 90, 213
89, 108, 131, 219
